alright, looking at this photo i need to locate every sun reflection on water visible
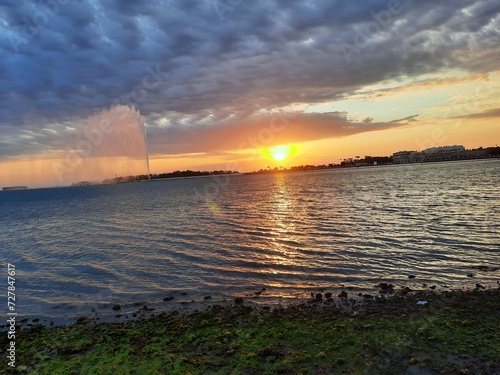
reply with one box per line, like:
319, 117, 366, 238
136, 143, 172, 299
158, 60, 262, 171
264, 174, 307, 270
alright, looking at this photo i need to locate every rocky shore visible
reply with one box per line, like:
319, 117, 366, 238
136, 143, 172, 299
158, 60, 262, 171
1, 286, 499, 374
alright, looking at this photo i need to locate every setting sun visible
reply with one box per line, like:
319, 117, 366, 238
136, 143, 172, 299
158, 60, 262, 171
270, 145, 292, 161
262, 144, 300, 162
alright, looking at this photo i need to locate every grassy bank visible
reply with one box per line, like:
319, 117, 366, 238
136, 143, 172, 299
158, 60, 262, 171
2, 288, 499, 374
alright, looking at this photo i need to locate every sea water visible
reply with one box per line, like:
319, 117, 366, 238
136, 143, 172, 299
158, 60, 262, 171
0, 159, 498, 322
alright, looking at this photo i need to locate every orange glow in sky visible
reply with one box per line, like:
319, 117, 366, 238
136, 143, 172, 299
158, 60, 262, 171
2, 2, 500, 188
262, 144, 300, 163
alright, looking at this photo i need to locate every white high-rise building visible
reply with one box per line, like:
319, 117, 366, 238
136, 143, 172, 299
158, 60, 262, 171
423, 145, 465, 154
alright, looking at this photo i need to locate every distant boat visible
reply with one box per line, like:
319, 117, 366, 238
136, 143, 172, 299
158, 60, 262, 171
2, 186, 28, 191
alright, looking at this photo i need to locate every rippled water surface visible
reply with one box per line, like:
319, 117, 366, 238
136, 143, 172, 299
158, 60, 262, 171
1, 159, 499, 320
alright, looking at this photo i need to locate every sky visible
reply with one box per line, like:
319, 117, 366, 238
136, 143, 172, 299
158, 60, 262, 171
1, 0, 499, 187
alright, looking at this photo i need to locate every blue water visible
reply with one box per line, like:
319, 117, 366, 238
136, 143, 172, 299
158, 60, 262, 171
1, 159, 499, 322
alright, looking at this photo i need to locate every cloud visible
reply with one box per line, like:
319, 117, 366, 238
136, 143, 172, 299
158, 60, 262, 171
452, 107, 500, 119
1, 0, 499, 159
149, 111, 418, 155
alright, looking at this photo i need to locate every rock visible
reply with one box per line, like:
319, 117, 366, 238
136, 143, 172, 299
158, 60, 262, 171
112, 304, 121, 311
475, 283, 485, 289
377, 283, 394, 294
163, 296, 175, 301
408, 275, 416, 279
211, 305, 222, 312
234, 297, 244, 304
429, 285, 436, 290
315, 293, 323, 301
255, 291, 261, 295
467, 273, 474, 277
401, 286, 413, 295
378, 283, 394, 290
325, 292, 332, 298
180, 292, 188, 296
338, 291, 348, 298
203, 295, 212, 300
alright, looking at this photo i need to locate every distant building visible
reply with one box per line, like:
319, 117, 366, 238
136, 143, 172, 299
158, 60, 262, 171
392, 145, 494, 164
423, 145, 465, 154
2, 186, 28, 191
392, 151, 420, 164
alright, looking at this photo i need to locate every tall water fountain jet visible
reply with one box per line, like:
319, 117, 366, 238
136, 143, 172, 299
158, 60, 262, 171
140, 115, 151, 179
47, 105, 151, 185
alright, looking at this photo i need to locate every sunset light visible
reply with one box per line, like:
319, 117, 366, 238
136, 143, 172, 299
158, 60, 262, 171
269, 145, 292, 162
2, 2, 499, 372
262, 144, 299, 163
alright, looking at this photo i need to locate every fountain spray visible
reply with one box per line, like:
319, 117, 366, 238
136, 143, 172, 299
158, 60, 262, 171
141, 117, 151, 180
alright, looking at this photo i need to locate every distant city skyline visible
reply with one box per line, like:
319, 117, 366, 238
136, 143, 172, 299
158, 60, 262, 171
1, 1, 499, 188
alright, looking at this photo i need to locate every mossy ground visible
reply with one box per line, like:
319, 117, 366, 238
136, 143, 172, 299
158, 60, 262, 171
1, 289, 499, 374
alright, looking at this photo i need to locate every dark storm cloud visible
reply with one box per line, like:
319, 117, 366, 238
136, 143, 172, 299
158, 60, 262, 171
1, 0, 499, 158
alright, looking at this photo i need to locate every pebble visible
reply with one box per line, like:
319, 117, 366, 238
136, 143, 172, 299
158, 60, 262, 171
112, 305, 121, 311
163, 296, 175, 301
408, 275, 416, 279
401, 287, 412, 295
